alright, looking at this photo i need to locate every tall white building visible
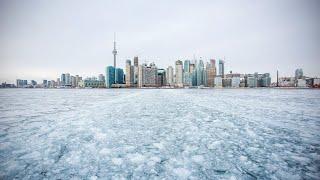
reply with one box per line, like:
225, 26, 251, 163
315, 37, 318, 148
166, 66, 174, 86
175, 60, 183, 87
126, 60, 134, 87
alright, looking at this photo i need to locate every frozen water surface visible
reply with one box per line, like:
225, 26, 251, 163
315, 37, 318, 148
0, 89, 319, 179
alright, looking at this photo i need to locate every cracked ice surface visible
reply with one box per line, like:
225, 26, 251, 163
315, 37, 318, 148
0, 89, 320, 179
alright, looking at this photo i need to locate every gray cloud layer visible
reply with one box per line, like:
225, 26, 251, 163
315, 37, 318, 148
1, 0, 319, 83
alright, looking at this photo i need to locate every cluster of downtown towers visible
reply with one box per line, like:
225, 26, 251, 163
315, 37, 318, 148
105, 38, 272, 88
105, 38, 271, 88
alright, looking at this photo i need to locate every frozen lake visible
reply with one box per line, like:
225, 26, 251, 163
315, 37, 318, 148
0, 89, 319, 179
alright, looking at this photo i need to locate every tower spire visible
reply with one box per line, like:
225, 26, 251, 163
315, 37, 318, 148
112, 32, 117, 69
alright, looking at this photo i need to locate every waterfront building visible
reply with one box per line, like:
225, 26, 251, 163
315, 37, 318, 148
189, 63, 195, 73
42, 80, 48, 88
133, 56, 139, 85
313, 78, 320, 87
183, 73, 192, 86
98, 74, 105, 82
259, 73, 271, 87
71, 76, 76, 87
126, 59, 134, 87
246, 75, 257, 87
222, 78, 232, 87
138, 63, 158, 87
105, 66, 115, 88
175, 60, 184, 87
196, 59, 204, 86
157, 69, 166, 87
56, 78, 60, 87
297, 79, 307, 87
79, 77, 105, 88
0, 83, 15, 88
219, 59, 225, 77
206, 59, 216, 87
31, 80, 37, 86
184, 60, 190, 73
115, 68, 124, 84
278, 77, 295, 87
75, 75, 82, 87
65, 73, 71, 87
295, 68, 303, 79
231, 77, 240, 87
16, 79, 28, 88
166, 66, 174, 86
214, 76, 222, 87
60, 74, 66, 86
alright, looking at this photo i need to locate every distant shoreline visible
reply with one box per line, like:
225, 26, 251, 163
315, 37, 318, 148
1, 87, 318, 90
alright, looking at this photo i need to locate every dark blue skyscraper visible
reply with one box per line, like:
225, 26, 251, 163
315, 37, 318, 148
105, 66, 115, 88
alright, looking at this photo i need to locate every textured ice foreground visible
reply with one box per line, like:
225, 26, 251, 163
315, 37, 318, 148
0, 89, 320, 179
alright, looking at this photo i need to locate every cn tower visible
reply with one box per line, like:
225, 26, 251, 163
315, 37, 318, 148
112, 33, 117, 69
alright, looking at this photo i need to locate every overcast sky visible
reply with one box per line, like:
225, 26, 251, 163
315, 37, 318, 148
0, 0, 319, 83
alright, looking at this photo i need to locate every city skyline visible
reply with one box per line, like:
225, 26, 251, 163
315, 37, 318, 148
1, 0, 320, 83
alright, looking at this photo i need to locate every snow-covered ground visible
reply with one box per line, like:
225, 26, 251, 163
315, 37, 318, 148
0, 89, 319, 179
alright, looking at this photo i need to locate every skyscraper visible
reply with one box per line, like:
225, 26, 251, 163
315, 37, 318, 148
61, 74, 66, 86
138, 63, 158, 87
295, 68, 303, 79
166, 66, 174, 86
126, 59, 134, 87
196, 59, 204, 86
133, 56, 139, 85
115, 68, 124, 84
184, 60, 190, 73
219, 60, 225, 77
207, 59, 216, 87
157, 69, 166, 87
105, 66, 115, 88
175, 60, 183, 87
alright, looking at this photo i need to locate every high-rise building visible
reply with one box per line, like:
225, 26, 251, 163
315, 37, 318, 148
115, 68, 124, 84
183, 60, 191, 86
157, 69, 166, 87
184, 60, 190, 73
75, 75, 82, 87
16, 79, 27, 88
175, 60, 183, 87
189, 63, 195, 73
31, 80, 37, 86
246, 74, 257, 88
71, 76, 76, 87
43, 80, 48, 88
61, 74, 66, 86
133, 56, 139, 85
56, 78, 60, 87
138, 63, 158, 87
65, 73, 71, 86
196, 59, 204, 86
207, 59, 216, 87
219, 60, 225, 77
98, 74, 105, 82
166, 66, 174, 86
126, 60, 134, 87
183, 72, 192, 86
295, 68, 303, 79
105, 66, 115, 88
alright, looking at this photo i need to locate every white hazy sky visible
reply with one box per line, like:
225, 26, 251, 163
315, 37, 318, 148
0, 0, 319, 83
